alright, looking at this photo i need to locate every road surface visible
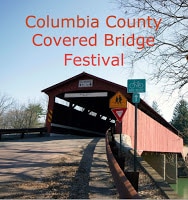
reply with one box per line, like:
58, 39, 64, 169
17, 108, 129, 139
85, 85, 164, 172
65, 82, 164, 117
0, 133, 117, 199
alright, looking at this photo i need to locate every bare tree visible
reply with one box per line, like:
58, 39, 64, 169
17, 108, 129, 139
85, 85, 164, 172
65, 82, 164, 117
0, 93, 14, 117
6, 105, 26, 129
0, 93, 14, 128
117, 0, 188, 95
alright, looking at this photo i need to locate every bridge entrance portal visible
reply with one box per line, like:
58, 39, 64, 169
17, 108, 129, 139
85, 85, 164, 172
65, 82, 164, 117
42, 72, 129, 136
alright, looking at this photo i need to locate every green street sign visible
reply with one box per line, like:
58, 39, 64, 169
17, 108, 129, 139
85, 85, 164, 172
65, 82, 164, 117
132, 93, 140, 104
127, 79, 146, 93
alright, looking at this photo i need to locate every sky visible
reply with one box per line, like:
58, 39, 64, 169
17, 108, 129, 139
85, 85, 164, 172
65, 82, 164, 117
0, 0, 182, 122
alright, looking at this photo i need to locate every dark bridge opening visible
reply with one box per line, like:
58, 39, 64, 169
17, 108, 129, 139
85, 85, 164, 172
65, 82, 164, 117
50, 90, 116, 136
42, 72, 128, 136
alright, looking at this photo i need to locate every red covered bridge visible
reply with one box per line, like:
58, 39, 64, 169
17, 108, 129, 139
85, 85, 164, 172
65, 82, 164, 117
42, 72, 183, 183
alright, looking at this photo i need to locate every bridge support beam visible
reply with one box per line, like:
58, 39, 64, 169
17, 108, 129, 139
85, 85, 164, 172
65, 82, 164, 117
46, 95, 55, 133
142, 152, 177, 184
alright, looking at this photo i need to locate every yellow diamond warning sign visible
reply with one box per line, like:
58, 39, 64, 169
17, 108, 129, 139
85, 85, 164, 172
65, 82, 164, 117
109, 91, 127, 108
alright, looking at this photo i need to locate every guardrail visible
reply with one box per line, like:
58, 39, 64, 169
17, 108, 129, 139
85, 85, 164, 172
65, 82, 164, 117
113, 134, 180, 199
105, 130, 140, 199
0, 127, 47, 140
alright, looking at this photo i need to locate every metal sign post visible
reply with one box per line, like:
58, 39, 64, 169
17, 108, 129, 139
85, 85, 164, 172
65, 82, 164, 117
134, 103, 138, 172
127, 79, 146, 172
132, 93, 139, 171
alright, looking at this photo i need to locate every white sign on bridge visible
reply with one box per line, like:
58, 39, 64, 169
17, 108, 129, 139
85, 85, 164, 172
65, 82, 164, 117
64, 92, 108, 98
78, 79, 93, 87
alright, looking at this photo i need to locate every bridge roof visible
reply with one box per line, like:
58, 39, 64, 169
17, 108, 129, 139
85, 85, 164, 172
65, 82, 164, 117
42, 72, 178, 135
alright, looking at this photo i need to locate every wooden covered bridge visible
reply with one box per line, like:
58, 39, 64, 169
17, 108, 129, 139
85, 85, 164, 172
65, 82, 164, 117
42, 72, 183, 183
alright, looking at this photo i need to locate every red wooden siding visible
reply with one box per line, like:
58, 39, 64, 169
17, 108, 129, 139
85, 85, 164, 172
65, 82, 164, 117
122, 102, 183, 155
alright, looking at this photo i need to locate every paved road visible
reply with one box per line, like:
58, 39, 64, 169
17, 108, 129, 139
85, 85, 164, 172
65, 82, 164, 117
0, 133, 117, 199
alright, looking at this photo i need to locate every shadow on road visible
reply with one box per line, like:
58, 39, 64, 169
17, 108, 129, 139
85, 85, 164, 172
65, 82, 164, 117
69, 138, 100, 199
0, 135, 105, 199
